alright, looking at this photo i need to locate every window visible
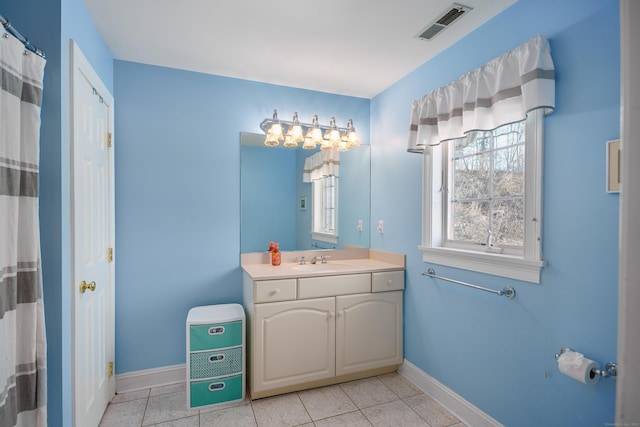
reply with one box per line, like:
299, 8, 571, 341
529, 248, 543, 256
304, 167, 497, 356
446, 121, 525, 254
420, 109, 545, 283
408, 36, 554, 283
312, 175, 338, 243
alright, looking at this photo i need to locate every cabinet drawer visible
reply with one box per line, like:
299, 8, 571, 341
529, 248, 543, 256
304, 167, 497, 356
254, 279, 297, 303
189, 374, 243, 408
298, 273, 370, 299
190, 347, 242, 379
189, 321, 242, 351
372, 271, 405, 292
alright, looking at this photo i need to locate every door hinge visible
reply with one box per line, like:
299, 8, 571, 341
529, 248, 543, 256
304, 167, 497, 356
108, 247, 113, 263
108, 362, 114, 378
107, 132, 113, 148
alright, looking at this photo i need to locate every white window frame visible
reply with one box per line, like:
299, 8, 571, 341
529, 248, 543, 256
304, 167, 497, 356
419, 109, 545, 283
311, 175, 339, 244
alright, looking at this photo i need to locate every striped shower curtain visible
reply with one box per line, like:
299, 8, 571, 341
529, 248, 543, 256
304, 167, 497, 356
0, 30, 48, 427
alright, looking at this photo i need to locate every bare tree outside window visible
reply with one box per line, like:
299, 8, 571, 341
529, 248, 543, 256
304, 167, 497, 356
449, 121, 525, 247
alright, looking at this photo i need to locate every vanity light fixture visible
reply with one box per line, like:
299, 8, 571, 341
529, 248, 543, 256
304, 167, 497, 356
344, 119, 360, 148
283, 112, 304, 148
261, 109, 360, 150
263, 110, 284, 146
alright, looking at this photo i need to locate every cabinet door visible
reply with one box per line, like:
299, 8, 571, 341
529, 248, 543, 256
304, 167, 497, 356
253, 298, 335, 393
336, 291, 403, 376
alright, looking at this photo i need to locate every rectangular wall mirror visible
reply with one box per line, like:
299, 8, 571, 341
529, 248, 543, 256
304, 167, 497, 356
240, 132, 371, 253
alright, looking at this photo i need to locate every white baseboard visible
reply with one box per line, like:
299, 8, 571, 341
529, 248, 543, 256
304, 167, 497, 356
116, 364, 186, 394
398, 360, 504, 427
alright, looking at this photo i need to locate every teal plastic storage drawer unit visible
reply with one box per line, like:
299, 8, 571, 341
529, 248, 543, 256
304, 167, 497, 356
186, 304, 245, 410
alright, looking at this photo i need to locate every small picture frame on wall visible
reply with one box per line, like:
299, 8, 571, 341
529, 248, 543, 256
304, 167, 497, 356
606, 139, 621, 193
299, 196, 307, 210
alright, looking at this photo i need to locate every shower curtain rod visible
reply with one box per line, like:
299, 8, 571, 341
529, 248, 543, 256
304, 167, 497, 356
0, 14, 46, 59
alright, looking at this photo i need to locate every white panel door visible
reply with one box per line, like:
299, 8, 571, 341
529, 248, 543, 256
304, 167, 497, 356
71, 41, 115, 427
336, 291, 403, 376
253, 298, 335, 393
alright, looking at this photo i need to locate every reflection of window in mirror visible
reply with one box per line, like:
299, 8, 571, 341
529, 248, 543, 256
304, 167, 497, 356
312, 176, 338, 243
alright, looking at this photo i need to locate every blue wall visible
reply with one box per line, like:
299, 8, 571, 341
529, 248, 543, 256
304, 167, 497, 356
371, 0, 619, 425
113, 60, 369, 373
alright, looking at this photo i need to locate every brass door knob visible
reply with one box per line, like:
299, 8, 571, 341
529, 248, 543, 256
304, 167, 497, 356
80, 280, 97, 294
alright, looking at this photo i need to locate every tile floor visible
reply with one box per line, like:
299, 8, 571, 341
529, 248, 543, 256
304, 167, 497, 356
99, 373, 466, 427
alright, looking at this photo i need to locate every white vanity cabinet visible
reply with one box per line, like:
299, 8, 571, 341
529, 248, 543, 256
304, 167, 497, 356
253, 297, 335, 394
336, 290, 403, 376
243, 268, 404, 399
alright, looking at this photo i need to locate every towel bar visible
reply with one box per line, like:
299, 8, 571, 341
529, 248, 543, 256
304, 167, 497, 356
421, 268, 516, 299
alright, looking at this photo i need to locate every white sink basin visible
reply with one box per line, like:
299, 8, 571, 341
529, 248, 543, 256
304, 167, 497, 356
290, 263, 352, 272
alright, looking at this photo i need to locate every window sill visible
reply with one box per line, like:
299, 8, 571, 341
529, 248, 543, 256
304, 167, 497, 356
419, 246, 545, 283
312, 232, 338, 244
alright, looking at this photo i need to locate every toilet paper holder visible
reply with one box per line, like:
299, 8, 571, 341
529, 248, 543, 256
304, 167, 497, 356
555, 347, 618, 379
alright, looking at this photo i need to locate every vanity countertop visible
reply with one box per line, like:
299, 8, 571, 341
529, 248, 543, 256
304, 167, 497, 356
241, 249, 405, 281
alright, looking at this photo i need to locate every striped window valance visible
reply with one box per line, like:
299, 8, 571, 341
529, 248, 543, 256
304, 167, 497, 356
407, 34, 555, 153
303, 149, 340, 182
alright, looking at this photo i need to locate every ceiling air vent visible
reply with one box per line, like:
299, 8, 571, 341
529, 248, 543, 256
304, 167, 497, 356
416, 3, 473, 41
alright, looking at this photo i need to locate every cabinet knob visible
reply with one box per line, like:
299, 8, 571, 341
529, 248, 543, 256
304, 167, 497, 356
387, 280, 393, 286
270, 289, 280, 296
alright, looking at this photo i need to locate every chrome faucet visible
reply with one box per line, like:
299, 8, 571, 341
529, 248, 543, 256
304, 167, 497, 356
310, 255, 329, 264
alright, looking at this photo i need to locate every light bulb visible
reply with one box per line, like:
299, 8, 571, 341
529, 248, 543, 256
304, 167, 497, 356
346, 119, 360, 147
283, 135, 298, 148
302, 135, 316, 149
289, 125, 304, 142
288, 112, 304, 143
269, 123, 283, 140
329, 129, 340, 144
320, 138, 333, 150
311, 128, 323, 145
347, 130, 360, 147
336, 138, 349, 151
264, 130, 280, 147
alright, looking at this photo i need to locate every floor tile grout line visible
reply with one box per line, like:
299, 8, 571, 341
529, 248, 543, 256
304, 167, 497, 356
295, 390, 315, 424
103, 374, 462, 427
140, 394, 149, 427
249, 398, 259, 427
400, 395, 434, 427
343, 375, 405, 426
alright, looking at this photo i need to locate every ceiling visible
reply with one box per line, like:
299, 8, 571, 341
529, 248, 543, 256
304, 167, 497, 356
83, 0, 516, 99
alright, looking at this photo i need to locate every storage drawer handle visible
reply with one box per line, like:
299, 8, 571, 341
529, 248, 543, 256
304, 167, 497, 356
208, 382, 226, 392
208, 326, 225, 335
208, 354, 225, 363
